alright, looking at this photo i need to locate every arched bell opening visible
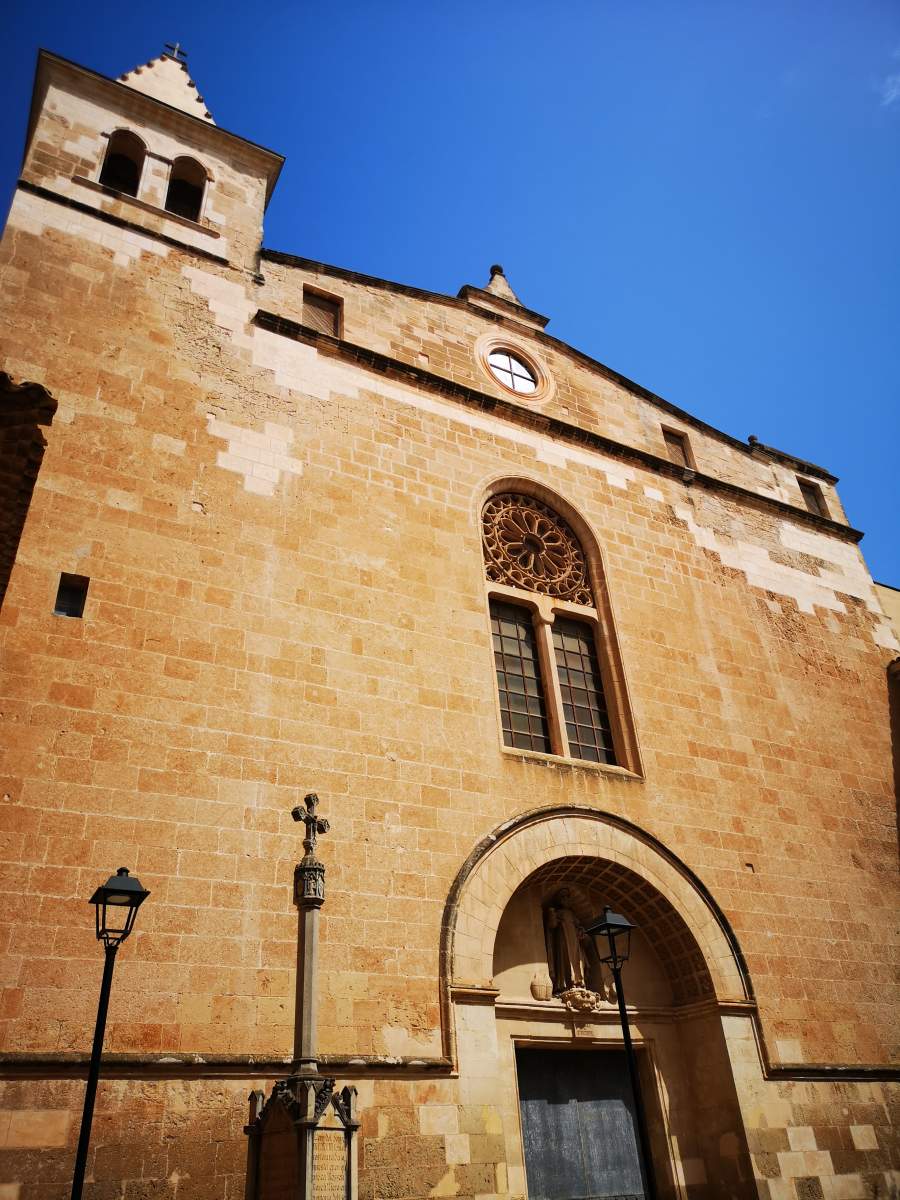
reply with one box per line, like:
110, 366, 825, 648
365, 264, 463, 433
98, 129, 146, 197
165, 156, 207, 222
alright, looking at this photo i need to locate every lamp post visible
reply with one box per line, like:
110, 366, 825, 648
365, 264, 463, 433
585, 905, 658, 1200
71, 867, 149, 1200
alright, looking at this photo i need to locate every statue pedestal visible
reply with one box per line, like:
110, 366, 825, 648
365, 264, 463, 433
244, 1076, 359, 1200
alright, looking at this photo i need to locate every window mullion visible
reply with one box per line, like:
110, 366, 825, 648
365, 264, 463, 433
534, 613, 569, 758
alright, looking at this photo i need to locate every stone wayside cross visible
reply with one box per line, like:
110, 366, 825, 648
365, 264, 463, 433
292, 792, 329, 1070
245, 794, 359, 1200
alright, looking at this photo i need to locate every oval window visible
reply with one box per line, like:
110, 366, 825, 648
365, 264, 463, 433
487, 349, 538, 395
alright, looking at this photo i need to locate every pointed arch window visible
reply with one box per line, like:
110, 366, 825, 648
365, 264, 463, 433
482, 492, 635, 768
99, 130, 146, 197
165, 156, 207, 222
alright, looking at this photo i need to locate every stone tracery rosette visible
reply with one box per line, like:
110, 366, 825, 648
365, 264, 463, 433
482, 493, 593, 606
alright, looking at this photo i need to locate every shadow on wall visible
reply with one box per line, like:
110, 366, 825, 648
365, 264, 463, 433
889, 661, 900, 845
0, 374, 57, 610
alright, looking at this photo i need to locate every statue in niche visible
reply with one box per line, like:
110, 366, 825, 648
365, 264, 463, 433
542, 889, 615, 1006
543, 889, 587, 992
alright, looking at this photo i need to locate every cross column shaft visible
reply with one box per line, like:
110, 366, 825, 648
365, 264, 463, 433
294, 903, 319, 1068
291, 793, 329, 1073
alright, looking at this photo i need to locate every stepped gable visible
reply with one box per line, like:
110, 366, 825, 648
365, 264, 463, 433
118, 48, 215, 123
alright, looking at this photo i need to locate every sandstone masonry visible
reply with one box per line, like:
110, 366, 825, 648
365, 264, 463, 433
0, 47, 897, 1200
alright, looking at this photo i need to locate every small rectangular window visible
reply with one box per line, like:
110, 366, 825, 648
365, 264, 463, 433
54, 573, 89, 618
302, 288, 341, 337
552, 618, 616, 765
662, 428, 691, 469
797, 478, 828, 519
490, 601, 551, 753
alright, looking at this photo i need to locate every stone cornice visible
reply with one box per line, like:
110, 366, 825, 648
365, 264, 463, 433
71, 174, 221, 236
17, 180, 230, 266
0, 1053, 454, 1081
749, 437, 837, 485
0, 1052, 894, 1085
252, 310, 863, 545
258, 250, 837, 484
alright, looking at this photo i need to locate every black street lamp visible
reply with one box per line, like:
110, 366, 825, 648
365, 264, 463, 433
71, 867, 149, 1200
585, 905, 658, 1200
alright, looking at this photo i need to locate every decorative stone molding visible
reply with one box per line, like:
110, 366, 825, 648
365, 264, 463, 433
558, 986, 615, 1013
439, 804, 755, 1066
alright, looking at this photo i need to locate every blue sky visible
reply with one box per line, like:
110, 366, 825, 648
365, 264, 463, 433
2, 1, 898, 584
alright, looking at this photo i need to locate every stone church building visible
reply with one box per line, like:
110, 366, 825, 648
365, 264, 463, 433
0, 45, 897, 1200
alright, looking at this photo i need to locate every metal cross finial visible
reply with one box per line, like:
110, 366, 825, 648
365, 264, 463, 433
291, 793, 330, 857
163, 42, 187, 61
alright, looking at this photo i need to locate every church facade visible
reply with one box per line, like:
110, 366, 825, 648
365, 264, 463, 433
0, 47, 897, 1200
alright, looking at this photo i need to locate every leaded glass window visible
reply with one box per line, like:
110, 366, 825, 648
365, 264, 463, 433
552, 618, 616, 764
490, 601, 551, 753
483, 493, 628, 767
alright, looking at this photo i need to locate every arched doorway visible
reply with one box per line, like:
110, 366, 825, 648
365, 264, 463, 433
442, 807, 757, 1200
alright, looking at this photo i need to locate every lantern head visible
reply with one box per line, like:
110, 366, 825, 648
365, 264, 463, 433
88, 867, 149, 946
585, 905, 635, 970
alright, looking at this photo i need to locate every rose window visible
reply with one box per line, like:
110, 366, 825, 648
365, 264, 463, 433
482, 494, 592, 605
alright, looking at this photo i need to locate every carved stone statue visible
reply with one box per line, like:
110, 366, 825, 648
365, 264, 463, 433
543, 889, 587, 993
543, 889, 616, 1006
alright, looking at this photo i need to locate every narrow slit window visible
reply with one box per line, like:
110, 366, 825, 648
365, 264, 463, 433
165, 157, 206, 222
98, 130, 145, 197
303, 289, 342, 337
663, 428, 691, 468
54, 573, 89, 618
798, 478, 829, 519
552, 618, 616, 764
490, 601, 551, 753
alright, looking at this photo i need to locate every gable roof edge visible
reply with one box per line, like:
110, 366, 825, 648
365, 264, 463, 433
258, 248, 836, 483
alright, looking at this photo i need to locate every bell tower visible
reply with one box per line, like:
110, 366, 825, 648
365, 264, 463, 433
16, 44, 283, 270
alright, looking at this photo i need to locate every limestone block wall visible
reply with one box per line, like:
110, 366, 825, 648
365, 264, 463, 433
258, 257, 851, 523
0, 1077, 257, 1199
723, 1017, 899, 1200
0, 139, 896, 1198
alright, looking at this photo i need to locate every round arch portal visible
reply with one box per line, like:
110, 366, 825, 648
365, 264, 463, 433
440, 806, 759, 1200
442, 804, 752, 1011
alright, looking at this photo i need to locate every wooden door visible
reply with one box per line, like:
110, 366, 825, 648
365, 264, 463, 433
516, 1048, 647, 1200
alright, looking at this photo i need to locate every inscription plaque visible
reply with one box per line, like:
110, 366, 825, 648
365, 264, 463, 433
313, 1129, 347, 1200
246, 1079, 358, 1200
